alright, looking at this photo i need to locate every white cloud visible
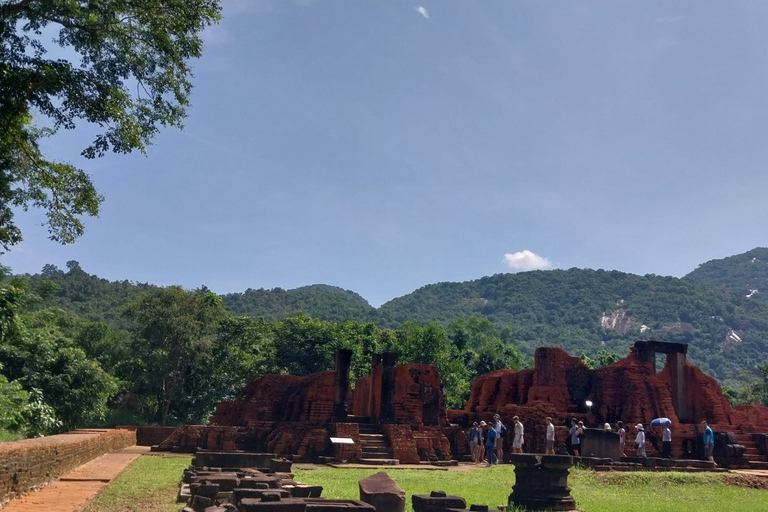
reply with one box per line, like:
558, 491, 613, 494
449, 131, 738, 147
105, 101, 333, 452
416, 6, 430, 19
502, 250, 552, 271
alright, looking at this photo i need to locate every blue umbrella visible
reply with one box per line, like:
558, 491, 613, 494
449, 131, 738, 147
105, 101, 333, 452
651, 417, 672, 427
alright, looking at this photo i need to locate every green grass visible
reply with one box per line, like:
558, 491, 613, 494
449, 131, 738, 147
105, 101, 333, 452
293, 466, 768, 512
0, 428, 26, 442
82, 457, 768, 512
82, 454, 191, 512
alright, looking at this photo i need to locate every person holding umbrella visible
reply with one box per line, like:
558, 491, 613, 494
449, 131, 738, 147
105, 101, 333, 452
662, 421, 672, 458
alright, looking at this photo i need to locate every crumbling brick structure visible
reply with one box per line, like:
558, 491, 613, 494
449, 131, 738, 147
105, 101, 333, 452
158, 343, 768, 466
460, 344, 768, 461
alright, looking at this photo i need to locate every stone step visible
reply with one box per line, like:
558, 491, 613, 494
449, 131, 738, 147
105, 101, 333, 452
360, 441, 389, 448
359, 433, 385, 440
361, 447, 391, 455
748, 461, 768, 470
362, 451, 394, 459
360, 438, 389, 446
346, 416, 371, 424
357, 458, 399, 465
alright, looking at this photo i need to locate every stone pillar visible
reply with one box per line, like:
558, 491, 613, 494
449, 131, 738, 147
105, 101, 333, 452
634, 342, 657, 373
669, 352, 688, 422
508, 454, 579, 512
369, 354, 382, 421
333, 349, 353, 421
380, 352, 398, 423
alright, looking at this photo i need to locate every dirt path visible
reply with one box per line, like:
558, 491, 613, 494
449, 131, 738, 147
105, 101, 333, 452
0, 446, 150, 512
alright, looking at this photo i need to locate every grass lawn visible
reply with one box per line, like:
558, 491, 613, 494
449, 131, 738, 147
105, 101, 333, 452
293, 466, 768, 512
82, 454, 191, 512
81, 456, 768, 512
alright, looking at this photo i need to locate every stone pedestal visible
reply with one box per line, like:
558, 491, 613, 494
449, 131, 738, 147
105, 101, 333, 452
508, 454, 579, 512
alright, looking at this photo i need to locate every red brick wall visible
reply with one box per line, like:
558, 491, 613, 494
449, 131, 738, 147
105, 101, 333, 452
0, 429, 135, 503
118, 425, 177, 446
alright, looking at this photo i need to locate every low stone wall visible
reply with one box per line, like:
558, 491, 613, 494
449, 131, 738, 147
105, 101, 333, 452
0, 428, 136, 503
117, 425, 177, 446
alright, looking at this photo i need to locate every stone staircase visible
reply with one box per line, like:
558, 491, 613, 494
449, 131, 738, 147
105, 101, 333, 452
736, 433, 768, 470
357, 423, 399, 465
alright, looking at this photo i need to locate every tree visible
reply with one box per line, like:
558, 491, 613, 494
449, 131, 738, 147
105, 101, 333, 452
0, 0, 221, 250
123, 286, 227, 425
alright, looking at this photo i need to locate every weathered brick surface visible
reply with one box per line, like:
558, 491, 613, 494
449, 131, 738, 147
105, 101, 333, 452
331, 423, 362, 461
212, 372, 338, 425
461, 346, 768, 458
0, 429, 135, 503
117, 425, 177, 446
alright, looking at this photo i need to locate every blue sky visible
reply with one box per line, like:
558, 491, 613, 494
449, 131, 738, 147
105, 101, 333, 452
4, 1, 768, 307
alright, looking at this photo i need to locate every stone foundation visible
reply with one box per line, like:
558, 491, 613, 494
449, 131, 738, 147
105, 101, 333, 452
0, 429, 135, 504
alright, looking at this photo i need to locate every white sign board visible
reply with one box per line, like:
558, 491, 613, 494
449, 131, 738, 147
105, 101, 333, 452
330, 437, 355, 444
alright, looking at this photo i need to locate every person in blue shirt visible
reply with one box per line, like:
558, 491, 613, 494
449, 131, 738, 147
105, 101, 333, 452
484, 421, 498, 466
468, 422, 481, 463
701, 420, 716, 466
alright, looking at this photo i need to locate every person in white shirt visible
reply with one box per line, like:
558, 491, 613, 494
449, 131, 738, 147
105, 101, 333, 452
662, 422, 672, 458
634, 424, 646, 457
512, 415, 524, 453
545, 417, 555, 454
617, 421, 626, 457
493, 414, 505, 463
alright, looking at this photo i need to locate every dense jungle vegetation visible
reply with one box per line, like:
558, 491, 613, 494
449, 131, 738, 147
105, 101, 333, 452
2, 248, 768, 439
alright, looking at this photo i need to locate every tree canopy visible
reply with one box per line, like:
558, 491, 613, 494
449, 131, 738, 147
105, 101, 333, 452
0, 0, 221, 250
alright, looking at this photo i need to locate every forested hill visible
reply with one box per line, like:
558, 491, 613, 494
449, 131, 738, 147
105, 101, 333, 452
10, 248, 768, 384
376, 269, 768, 382
221, 285, 376, 322
683, 247, 768, 301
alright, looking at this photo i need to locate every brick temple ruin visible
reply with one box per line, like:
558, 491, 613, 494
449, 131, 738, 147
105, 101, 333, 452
155, 342, 768, 469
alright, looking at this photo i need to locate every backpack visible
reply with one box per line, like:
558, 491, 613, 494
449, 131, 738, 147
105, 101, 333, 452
500, 424, 508, 438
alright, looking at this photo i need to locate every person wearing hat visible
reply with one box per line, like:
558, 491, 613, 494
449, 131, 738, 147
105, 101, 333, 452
634, 424, 646, 457
468, 421, 481, 463
511, 415, 524, 454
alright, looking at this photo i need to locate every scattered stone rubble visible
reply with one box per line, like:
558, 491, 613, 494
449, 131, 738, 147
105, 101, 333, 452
178, 455, 582, 512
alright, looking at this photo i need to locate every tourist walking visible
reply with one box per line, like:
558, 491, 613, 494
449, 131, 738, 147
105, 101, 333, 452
545, 417, 555, 454
662, 422, 672, 458
617, 421, 626, 457
493, 414, 506, 463
468, 422, 481, 463
478, 421, 487, 464
570, 418, 582, 456
634, 424, 646, 457
512, 415, 524, 454
702, 420, 716, 466
485, 421, 498, 466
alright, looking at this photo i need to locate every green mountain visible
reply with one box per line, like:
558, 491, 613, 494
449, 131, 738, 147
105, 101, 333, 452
376, 268, 768, 383
10, 248, 768, 385
221, 284, 375, 322
683, 247, 768, 301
